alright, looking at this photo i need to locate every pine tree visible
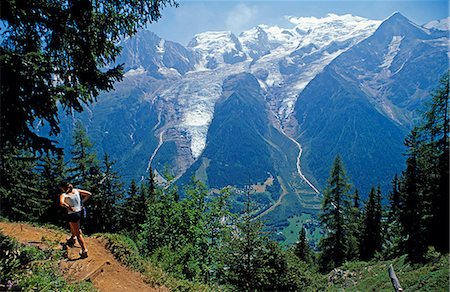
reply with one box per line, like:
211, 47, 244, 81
37, 152, 67, 225
388, 174, 400, 222
148, 167, 156, 201
121, 179, 147, 234
399, 129, 427, 262
421, 74, 449, 253
319, 155, 352, 271
0, 144, 43, 221
347, 189, 361, 260
359, 186, 382, 260
204, 188, 233, 283
92, 153, 124, 232
294, 226, 311, 263
69, 121, 99, 189
384, 175, 402, 258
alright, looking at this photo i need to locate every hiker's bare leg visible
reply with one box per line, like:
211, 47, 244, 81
68, 223, 77, 240
69, 221, 87, 251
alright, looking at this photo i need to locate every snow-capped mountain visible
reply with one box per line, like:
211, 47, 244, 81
188, 31, 247, 69
294, 12, 449, 191
58, 13, 449, 225
424, 17, 450, 31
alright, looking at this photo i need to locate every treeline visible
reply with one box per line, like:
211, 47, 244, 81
318, 73, 449, 271
0, 75, 448, 289
0, 121, 322, 290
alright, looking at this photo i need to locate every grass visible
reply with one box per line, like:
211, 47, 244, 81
325, 252, 450, 291
281, 214, 322, 247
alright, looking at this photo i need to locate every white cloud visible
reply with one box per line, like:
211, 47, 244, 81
225, 4, 258, 33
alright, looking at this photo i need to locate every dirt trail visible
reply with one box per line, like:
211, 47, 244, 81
0, 222, 166, 292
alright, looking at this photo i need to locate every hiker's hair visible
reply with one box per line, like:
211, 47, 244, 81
59, 181, 73, 191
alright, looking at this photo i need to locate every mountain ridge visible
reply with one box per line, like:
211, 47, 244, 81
56, 13, 449, 233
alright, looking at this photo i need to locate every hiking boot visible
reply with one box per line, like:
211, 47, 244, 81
66, 237, 76, 247
79, 249, 88, 259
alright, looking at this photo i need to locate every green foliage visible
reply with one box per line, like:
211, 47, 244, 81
93, 153, 124, 232
119, 179, 147, 235
359, 186, 382, 260
139, 179, 233, 282
324, 253, 449, 291
294, 225, 312, 264
98, 233, 211, 291
395, 74, 449, 261
220, 192, 288, 291
0, 233, 94, 291
283, 251, 326, 291
319, 155, 353, 271
0, 144, 45, 221
36, 152, 68, 226
69, 121, 100, 188
99, 233, 144, 272
1, 0, 177, 152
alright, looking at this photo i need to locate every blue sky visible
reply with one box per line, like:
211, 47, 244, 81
148, 0, 449, 45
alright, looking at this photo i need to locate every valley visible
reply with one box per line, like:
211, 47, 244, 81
56, 13, 449, 243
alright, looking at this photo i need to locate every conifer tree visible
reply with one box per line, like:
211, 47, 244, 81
420, 74, 449, 253
69, 121, 99, 189
37, 152, 67, 225
359, 186, 382, 260
319, 155, 352, 271
92, 153, 124, 232
347, 189, 361, 260
294, 226, 311, 263
121, 179, 147, 234
384, 175, 402, 258
0, 144, 43, 221
399, 130, 427, 262
388, 175, 400, 222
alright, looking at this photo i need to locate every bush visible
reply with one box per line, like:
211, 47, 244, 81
98, 233, 144, 272
98, 233, 211, 291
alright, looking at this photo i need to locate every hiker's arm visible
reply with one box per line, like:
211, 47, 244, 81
59, 194, 73, 211
77, 189, 91, 203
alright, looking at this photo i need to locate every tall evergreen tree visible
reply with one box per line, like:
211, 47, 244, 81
319, 155, 352, 271
359, 186, 382, 260
384, 174, 402, 258
37, 152, 67, 225
0, 144, 43, 221
388, 174, 400, 222
420, 74, 449, 253
347, 189, 361, 260
399, 130, 427, 262
294, 226, 311, 263
69, 121, 99, 189
91, 153, 124, 232
121, 179, 147, 235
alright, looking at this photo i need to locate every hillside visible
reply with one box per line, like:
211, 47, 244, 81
0, 221, 164, 291
325, 254, 449, 291
2, 221, 448, 291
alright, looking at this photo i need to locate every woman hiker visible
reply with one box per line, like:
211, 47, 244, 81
59, 182, 91, 258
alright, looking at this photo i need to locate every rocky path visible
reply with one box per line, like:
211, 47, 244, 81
0, 222, 166, 292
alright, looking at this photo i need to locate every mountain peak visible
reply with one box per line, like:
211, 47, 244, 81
375, 11, 431, 38
386, 12, 409, 22
424, 17, 450, 31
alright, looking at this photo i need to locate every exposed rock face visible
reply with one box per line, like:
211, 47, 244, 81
58, 13, 449, 198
